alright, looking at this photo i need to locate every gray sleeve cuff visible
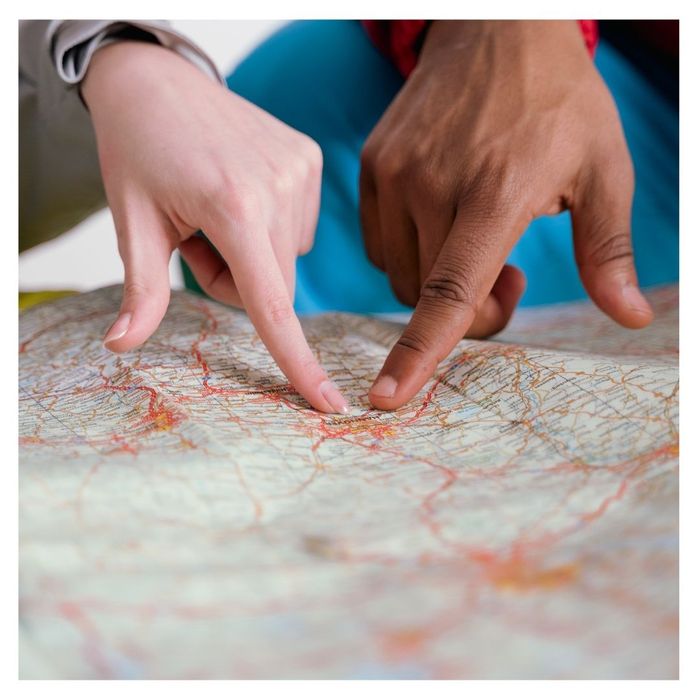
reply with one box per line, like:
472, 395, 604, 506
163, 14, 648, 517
49, 20, 223, 86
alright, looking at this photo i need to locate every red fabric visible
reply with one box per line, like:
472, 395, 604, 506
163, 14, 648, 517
362, 20, 599, 78
361, 20, 429, 77
577, 20, 598, 58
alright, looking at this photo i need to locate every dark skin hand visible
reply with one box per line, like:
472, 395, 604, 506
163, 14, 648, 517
360, 20, 653, 410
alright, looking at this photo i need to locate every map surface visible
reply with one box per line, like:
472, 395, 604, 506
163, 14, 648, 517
19, 285, 679, 679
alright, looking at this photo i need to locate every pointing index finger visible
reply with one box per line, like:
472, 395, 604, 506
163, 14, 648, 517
369, 282, 478, 410
369, 206, 519, 410
212, 216, 349, 415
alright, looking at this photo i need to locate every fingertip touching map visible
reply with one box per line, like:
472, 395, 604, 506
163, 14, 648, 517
19, 285, 678, 679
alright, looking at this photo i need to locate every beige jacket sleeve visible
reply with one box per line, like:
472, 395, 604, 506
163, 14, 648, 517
19, 20, 223, 252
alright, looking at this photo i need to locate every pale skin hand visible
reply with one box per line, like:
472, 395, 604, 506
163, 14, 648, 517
82, 41, 348, 414
360, 20, 654, 410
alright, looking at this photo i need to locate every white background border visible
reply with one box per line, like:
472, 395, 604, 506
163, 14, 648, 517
4, 1, 696, 696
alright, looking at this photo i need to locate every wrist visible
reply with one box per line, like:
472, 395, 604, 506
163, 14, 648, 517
417, 20, 590, 73
81, 41, 186, 111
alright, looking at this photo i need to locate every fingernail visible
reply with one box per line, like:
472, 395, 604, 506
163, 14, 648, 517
103, 312, 132, 347
319, 380, 349, 414
622, 284, 652, 314
371, 374, 397, 399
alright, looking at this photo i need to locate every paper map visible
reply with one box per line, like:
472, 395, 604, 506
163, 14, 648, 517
19, 285, 678, 679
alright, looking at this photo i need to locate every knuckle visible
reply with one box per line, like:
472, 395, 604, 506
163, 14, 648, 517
201, 176, 260, 226
360, 142, 377, 173
300, 137, 323, 175
199, 170, 235, 204
298, 235, 314, 256
492, 175, 522, 213
122, 278, 149, 301
376, 152, 407, 186
421, 264, 477, 310
462, 160, 523, 213
586, 232, 633, 268
412, 164, 451, 208
264, 294, 295, 325
271, 168, 296, 196
282, 134, 323, 183
395, 329, 433, 356
225, 186, 261, 226
276, 138, 322, 194
361, 138, 406, 187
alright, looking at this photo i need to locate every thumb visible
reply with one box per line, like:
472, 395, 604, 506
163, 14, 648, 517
103, 212, 173, 353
